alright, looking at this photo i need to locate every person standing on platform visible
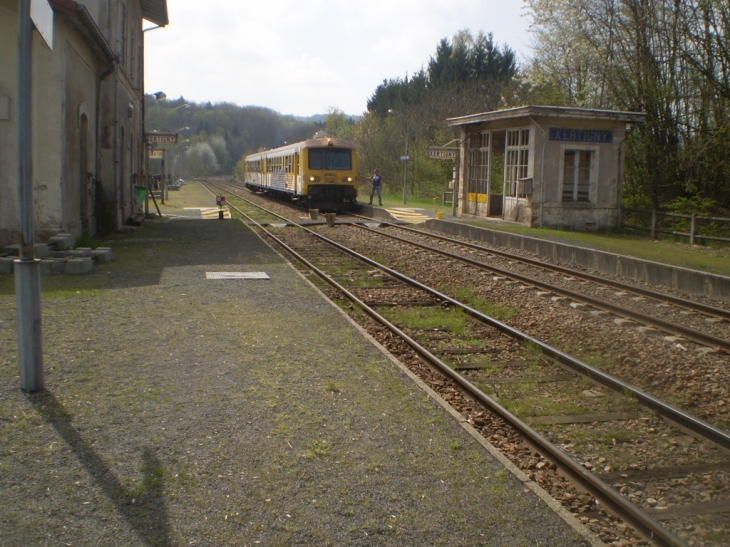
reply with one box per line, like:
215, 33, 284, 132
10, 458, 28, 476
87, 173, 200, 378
368, 169, 383, 206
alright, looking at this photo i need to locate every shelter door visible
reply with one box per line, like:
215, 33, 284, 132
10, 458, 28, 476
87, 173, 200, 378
466, 132, 490, 216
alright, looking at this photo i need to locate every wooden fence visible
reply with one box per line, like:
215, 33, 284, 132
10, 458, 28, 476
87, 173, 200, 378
622, 208, 730, 244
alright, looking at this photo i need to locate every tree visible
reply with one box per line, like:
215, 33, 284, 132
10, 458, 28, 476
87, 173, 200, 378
184, 142, 219, 177
525, 0, 730, 211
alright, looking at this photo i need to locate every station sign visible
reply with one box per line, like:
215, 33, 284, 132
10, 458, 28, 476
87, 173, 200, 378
549, 128, 613, 143
427, 146, 459, 160
144, 133, 178, 144
148, 149, 164, 159
400, 155, 410, 161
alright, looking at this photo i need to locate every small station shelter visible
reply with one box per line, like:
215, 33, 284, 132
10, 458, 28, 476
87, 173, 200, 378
446, 106, 645, 230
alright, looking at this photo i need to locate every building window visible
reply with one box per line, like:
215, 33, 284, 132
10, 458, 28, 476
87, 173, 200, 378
467, 132, 490, 195
505, 128, 529, 197
561, 149, 594, 202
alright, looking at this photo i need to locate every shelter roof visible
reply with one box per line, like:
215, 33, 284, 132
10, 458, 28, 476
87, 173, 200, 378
447, 105, 646, 127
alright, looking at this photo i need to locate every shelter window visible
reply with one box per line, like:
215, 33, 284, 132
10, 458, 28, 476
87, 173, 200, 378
561, 149, 594, 202
467, 132, 490, 195
308, 149, 352, 170
505, 129, 529, 197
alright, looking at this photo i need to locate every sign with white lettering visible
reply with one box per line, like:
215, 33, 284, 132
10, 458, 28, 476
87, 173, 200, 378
144, 133, 178, 144
549, 128, 613, 143
427, 146, 459, 160
148, 150, 164, 159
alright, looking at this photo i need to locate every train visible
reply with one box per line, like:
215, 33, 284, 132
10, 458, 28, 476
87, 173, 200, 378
243, 137, 358, 211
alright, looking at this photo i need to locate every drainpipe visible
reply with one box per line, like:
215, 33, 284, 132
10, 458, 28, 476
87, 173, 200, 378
615, 130, 627, 230
95, 63, 116, 186
529, 117, 546, 228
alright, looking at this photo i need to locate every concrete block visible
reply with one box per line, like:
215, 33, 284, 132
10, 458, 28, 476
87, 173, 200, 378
65, 257, 94, 274
3, 244, 20, 256
90, 247, 114, 263
34, 244, 49, 259
40, 259, 65, 275
48, 233, 74, 250
49, 251, 71, 258
0, 257, 14, 275
70, 247, 92, 257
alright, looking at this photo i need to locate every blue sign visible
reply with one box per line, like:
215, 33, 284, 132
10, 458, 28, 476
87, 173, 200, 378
549, 128, 613, 143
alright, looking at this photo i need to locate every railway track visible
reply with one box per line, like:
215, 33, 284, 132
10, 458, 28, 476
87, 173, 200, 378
345, 216, 730, 353
202, 180, 730, 547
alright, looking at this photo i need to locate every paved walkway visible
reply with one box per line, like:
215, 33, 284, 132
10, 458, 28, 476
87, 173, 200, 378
0, 183, 598, 546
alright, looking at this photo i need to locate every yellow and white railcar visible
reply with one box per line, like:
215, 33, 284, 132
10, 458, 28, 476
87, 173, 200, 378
244, 137, 358, 211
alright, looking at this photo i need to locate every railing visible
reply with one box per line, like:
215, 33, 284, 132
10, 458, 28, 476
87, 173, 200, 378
622, 208, 730, 244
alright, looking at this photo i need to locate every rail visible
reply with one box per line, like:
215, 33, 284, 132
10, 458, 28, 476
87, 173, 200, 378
622, 208, 730, 245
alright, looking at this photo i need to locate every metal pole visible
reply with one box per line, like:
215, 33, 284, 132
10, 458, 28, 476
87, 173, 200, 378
144, 144, 150, 216
403, 124, 409, 205
16, 0, 44, 392
161, 148, 166, 204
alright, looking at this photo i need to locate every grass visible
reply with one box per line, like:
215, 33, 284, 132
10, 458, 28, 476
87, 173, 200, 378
456, 220, 730, 276
378, 306, 469, 335
370, 190, 730, 276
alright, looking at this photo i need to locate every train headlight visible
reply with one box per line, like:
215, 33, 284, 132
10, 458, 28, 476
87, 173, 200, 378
309, 176, 320, 182
343, 177, 353, 182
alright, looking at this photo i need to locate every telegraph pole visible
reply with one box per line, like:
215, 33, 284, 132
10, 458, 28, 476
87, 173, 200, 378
16, 0, 44, 391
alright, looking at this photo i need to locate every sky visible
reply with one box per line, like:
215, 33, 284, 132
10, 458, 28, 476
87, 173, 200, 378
143, 1, 533, 117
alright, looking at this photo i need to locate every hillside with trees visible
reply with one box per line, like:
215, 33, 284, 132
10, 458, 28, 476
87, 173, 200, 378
144, 97, 322, 181
147, 5, 730, 216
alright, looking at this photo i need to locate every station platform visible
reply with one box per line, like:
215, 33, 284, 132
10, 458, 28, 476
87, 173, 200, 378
0, 198, 598, 546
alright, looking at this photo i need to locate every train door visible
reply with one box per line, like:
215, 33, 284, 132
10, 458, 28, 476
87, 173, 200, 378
293, 150, 301, 195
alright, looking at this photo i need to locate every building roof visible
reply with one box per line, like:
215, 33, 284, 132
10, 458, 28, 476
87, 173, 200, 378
140, 0, 169, 27
446, 105, 646, 127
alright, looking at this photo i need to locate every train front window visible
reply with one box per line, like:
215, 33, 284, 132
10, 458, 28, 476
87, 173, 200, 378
308, 149, 351, 170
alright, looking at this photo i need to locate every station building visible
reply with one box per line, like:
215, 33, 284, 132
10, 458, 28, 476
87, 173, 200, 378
0, 0, 168, 246
446, 106, 645, 231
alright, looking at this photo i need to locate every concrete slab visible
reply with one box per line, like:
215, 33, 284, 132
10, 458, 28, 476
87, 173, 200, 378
90, 247, 114, 263
40, 259, 65, 275
70, 248, 92, 258
48, 233, 74, 250
0, 256, 14, 274
65, 257, 94, 274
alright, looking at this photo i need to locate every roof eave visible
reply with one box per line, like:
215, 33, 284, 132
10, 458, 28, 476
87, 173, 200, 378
447, 106, 647, 127
140, 0, 169, 27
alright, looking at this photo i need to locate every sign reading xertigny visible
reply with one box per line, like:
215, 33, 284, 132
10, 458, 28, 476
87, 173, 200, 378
549, 128, 613, 143
426, 146, 459, 160
144, 133, 178, 144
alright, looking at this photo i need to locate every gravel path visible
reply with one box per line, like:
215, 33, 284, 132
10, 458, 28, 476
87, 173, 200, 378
0, 212, 595, 546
